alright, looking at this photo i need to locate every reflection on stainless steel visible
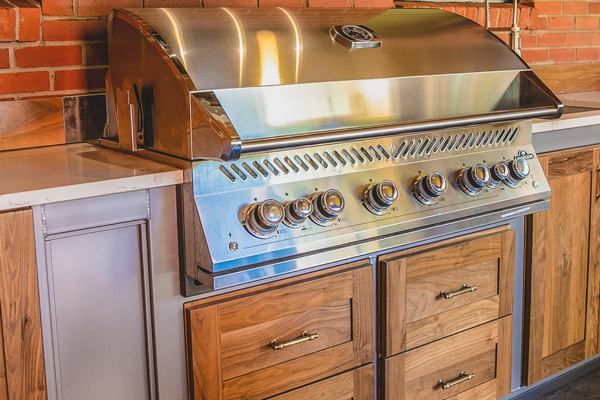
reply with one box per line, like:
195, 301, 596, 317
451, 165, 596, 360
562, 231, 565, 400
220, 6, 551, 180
106, 8, 560, 292
106, 8, 562, 161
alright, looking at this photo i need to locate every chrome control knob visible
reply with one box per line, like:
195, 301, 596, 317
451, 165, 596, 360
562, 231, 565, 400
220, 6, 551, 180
412, 172, 447, 205
244, 199, 284, 238
363, 180, 399, 215
488, 162, 510, 188
457, 164, 491, 196
283, 197, 313, 228
505, 159, 530, 188
310, 189, 345, 226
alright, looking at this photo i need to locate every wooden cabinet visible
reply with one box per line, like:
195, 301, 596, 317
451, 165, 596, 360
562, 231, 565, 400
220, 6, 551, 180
184, 260, 374, 400
378, 227, 515, 400
523, 146, 600, 385
0, 209, 46, 400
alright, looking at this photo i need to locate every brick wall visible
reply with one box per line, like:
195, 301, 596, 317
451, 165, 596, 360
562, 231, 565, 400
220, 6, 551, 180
0, 0, 392, 100
521, 1, 600, 65
0, 0, 598, 100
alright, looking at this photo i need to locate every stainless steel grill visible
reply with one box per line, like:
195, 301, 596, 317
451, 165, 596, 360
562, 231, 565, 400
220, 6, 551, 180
104, 7, 562, 294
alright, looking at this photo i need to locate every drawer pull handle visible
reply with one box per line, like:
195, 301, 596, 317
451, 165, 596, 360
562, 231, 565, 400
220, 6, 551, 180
438, 371, 475, 389
270, 331, 318, 350
440, 283, 477, 299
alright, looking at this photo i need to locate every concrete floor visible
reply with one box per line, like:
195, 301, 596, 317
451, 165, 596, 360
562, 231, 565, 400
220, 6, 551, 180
536, 367, 600, 399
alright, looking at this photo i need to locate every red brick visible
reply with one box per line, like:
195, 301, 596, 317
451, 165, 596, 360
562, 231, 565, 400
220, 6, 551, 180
42, 20, 106, 41
565, 33, 589, 46
465, 6, 477, 21
550, 48, 576, 62
54, 68, 107, 91
0, 48, 8, 69
19, 6, 40, 42
442, 6, 454, 12
0, 6, 16, 42
494, 32, 510, 45
476, 7, 486, 26
15, 45, 82, 67
548, 16, 574, 30
453, 7, 466, 17
533, 1, 561, 15
204, 0, 256, 6
592, 33, 600, 45
538, 33, 564, 46
499, 7, 510, 26
0, 71, 49, 95
532, 15, 548, 30
518, 7, 531, 28
42, 0, 73, 15
520, 33, 537, 48
575, 17, 599, 30
307, 0, 350, 6
78, 0, 140, 17
563, 2, 587, 14
144, 0, 200, 6
528, 7, 539, 29
577, 47, 600, 61
591, 3, 600, 14
354, 0, 390, 6
86, 43, 108, 65
521, 49, 549, 63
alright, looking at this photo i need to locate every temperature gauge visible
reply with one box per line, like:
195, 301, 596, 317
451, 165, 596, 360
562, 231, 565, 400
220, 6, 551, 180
330, 25, 382, 49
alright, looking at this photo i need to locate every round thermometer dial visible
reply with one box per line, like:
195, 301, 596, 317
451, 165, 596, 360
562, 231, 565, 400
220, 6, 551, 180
342, 25, 374, 41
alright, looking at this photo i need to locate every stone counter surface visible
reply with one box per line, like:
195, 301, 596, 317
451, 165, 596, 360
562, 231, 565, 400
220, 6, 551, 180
0, 142, 183, 212
1, 91, 598, 212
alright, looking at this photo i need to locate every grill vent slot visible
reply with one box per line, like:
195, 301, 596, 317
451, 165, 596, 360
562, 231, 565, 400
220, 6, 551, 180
218, 124, 521, 181
252, 161, 268, 177
343, 149, 356, 164
352, 148, 366, 163
324, 151, 337, 167
274, 158, 289, 174
285, 157, 299, 172
314, 153, 328, 168
231, 164, 247, 180
242, 162, 258, 179
304, 154, 319, 170
294, 155, 309, 171
219, 166, 235, 182
361, 147, 374, 162
263, 160, 279, 176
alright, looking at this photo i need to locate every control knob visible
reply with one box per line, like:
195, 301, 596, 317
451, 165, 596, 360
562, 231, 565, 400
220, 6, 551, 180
310, 189, 345, 226
244, 199, 284, 238
488, 162, 510, 188
282, 197, 313, 228
363, 180, 399, 215
412, 172, 447, 205
457, 164, 490, 195
505, 159, 530, 187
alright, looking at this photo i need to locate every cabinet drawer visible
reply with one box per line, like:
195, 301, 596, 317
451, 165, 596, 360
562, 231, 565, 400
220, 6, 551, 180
379, 228, 515, 356
381, 316, 512, 400
269, 364, 374, 400
185, 261, 374, 400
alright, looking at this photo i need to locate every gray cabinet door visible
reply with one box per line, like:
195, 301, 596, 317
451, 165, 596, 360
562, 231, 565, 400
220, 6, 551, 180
45, 223, 154, 400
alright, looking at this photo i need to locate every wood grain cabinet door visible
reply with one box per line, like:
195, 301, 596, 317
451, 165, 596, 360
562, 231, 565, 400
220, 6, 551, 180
184, 260, 374, 400
523, 147, 600, 385
379, 227, 515, 357
0, 209, 46, 400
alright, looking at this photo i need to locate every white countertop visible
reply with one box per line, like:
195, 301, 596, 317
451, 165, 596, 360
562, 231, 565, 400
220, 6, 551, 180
533, 91, 600, 133
0, 143, 183, 211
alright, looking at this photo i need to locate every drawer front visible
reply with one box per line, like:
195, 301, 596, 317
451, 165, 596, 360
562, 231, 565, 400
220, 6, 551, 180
185, 261, 374, 400
382, 316, 512, 400
268, 364, 374, 400
379, 228, 515, 356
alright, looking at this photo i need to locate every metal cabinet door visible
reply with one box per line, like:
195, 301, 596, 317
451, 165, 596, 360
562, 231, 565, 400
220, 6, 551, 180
45, 223, 154, 400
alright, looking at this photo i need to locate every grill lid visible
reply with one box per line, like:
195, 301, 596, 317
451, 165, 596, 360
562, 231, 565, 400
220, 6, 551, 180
106, 7, 562, 161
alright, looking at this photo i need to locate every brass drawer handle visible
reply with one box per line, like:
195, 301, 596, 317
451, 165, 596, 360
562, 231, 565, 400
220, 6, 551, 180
438, 371, 475, 389
270, 331, 318, 350
440, 283, 477, 299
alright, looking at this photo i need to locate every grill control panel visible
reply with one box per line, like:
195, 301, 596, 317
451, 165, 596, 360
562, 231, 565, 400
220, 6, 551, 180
191, 121, 550, 275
